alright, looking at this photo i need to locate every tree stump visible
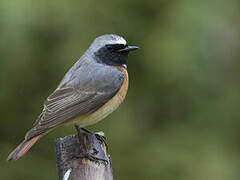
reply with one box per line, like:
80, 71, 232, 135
55, 128, 113, 180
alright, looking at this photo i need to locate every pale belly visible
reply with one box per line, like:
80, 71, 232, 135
71, 66, 128, 127
72, 93, 124, 127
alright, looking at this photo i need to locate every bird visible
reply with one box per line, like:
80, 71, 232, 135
7, 34, 139, 161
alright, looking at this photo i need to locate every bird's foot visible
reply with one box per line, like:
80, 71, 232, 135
80, 127, 108, 150
74, 125, 108, 164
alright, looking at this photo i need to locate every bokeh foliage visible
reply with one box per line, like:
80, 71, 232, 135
1, 0, 240, 179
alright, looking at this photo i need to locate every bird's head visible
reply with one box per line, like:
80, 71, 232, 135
89, 34, 139, 68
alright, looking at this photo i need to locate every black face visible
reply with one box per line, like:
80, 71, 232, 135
94, 43, 129, 67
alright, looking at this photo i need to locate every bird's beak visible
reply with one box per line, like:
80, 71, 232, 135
118, 45, 139, 52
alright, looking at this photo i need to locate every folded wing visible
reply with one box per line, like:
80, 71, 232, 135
25, 63, 124, 140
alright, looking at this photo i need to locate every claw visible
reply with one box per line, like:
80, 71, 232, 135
80, 128, 108, 149
95, 134, 108, 150
73, 126, 109, 165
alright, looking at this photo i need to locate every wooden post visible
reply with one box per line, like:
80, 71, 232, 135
55, 128, 113, 180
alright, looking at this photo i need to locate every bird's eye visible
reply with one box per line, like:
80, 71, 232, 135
106, 44, 126, 51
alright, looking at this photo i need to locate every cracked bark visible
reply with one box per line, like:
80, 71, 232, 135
55, 130, 113, 180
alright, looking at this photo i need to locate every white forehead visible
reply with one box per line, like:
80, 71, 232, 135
94, 34, 127, 46
109, 36, 127, 45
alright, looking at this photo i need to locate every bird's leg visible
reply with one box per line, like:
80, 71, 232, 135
74, 125, 108, 164
80, 127, 93, 134
81, 128, 108, 150
74, 124, 81, 144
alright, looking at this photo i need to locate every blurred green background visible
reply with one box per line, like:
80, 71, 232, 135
1, 0, 240, 179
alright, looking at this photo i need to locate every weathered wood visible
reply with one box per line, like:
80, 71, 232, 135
55, 129, 113, 180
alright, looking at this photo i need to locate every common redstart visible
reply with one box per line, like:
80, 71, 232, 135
7, 34, 138, 161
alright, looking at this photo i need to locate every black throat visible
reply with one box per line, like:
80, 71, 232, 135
94, 46, 128, 67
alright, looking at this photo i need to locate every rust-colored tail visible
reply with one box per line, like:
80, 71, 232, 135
7, 133, 44, 161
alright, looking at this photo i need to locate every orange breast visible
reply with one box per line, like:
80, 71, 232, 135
115, 66, 129, 101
